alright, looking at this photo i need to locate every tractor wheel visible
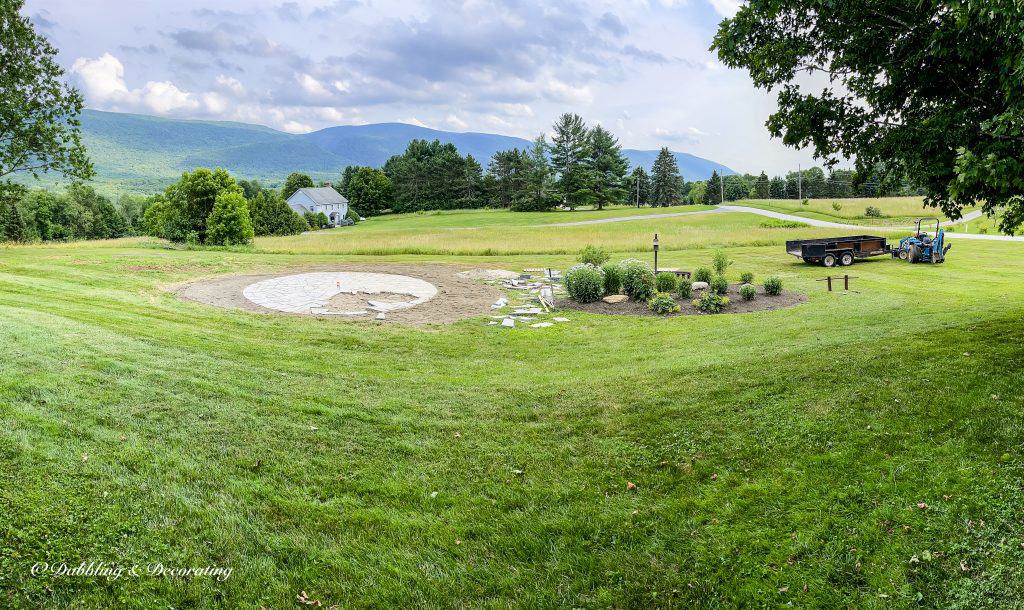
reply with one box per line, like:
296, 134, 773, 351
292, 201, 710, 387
908, 244, 920, 263
898, 248, 909, 261
823, 253, 837, 267
840, 251, 855, 266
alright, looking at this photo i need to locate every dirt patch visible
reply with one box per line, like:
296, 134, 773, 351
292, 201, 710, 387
558, 284, 806, 317
175, 263, 502, 325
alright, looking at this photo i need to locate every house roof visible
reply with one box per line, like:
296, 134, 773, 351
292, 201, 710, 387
289, 187, 348, 206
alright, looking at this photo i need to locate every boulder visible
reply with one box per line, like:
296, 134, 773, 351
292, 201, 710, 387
602, 294, 628, 304
691, 281, 709, 291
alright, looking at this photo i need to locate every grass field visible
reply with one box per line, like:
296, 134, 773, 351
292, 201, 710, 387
737, 197, 973, 226
2, 206, 1023, 608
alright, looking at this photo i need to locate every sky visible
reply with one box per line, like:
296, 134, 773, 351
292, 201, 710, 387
24, 0, 820, 174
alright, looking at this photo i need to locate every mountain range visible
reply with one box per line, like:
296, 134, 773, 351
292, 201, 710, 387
72, 109, 735, 194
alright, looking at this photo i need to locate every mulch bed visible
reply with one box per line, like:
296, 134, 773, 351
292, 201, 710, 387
557, 284, 806, 317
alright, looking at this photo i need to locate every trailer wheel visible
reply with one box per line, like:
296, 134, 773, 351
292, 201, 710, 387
822, 253, 837, 267
840, 251, 854, 266
898, 248, 908, 261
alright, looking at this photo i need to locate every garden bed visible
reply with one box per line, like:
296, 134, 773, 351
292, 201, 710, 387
558, 283, 806, 316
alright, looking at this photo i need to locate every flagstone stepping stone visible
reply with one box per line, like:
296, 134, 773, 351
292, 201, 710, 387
530, 322, 553, 328
553, 317, 570, 322
602, 295, 628, 304
501, 317, 516, 328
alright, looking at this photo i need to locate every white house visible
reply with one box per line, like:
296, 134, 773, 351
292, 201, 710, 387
287, 186, 350, 226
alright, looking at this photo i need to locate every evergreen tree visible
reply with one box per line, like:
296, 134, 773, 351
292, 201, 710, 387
1, 199, 27, 242
513, 136, 556, 212
650, 148, 682, 206
628, 166, 652, 207
488, 149, 528, 209
704, 170, 722, 205
588, 125, 629, 210
459, 155, 485, 209
769, 176, 786, 199
550, 113, 594, 209
754, 171, 770, 198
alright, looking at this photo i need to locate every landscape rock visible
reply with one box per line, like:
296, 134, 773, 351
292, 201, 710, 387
602, 294, 628, 304
691, 281, 709, 291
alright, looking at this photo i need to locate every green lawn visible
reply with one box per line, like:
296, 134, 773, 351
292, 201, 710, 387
2, 212, 1023, 608
736, 197, 973, 226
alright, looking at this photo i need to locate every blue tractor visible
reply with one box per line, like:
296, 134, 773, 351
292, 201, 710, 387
896, 217, 951, 264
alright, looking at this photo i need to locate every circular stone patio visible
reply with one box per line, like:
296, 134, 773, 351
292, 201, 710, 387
242, 271, 438, 315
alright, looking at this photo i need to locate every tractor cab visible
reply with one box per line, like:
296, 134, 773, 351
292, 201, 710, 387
897, 217, 950, 264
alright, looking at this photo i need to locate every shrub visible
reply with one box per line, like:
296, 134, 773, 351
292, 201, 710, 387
801, 198, 810, 206
712, 250, 732, 276
832, 201, 842, 211
763, 276, 783, 296
740, 284, 756, 301
346, 207, 361, 224
655, 272, 677, 292
564, 264, 606, 303
206, 192, 254, 246
865, 205, 882, 218
693, 290, 730, 313
676, 278, 693, 299
578, 244, 610, 266
601, 262, 622, 295
711, 276, 728, 295
740, 271, 754, 284
648, 292, 680, 315
619, 259, 655, 301
693, 267, 713, 284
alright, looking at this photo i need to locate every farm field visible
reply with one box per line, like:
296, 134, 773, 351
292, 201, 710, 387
2, 207, 1024, 608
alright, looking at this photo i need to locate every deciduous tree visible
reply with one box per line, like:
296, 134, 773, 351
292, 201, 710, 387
713, 0, 1024, 232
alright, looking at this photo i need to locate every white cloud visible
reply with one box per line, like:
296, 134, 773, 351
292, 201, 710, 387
707, 0, 741, 17
297, 73, 331, 98
281, 120, 313, 133
444, 114, 469, 130
215, 74, 245, 96
71, 53, 198, 114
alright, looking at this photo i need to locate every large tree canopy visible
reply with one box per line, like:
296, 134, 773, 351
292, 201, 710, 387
0, 0, 92, 181
713, 0, 1024, 233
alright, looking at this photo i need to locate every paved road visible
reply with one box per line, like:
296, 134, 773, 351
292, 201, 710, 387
542, 205, 1022, 241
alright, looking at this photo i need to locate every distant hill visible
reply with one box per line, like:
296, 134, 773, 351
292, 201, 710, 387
63, 109, 735, 194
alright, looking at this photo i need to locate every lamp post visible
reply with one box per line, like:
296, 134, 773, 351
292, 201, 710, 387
653, 233, 659, 274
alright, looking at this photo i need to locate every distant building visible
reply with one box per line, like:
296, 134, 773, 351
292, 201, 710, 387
286, 186, 349, 226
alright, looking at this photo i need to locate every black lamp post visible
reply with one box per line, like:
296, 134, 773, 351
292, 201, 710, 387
653, 233, 659, 273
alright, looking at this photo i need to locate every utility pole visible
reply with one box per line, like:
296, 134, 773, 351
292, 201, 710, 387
798, 164, 803, 201
635, 173, 640, 208
720, 173, 725, 204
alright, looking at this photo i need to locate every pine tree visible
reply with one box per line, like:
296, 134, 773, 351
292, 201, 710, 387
755, 171, 770, 198
704, 170, 722, 205
650, 147, 682, 206
513, 135, 555, 212
588, 125, 629, 210
550, 113, 594, 209
628, 166, 652, 206
1, 200, 28, 242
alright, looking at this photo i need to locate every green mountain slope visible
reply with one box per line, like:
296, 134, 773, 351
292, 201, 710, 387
26, 109, 736, 195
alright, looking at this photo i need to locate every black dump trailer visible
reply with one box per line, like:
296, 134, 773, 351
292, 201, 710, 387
786, 235, 893, 267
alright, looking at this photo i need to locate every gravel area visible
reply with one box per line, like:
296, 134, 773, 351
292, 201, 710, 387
175, 263, 502, 325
